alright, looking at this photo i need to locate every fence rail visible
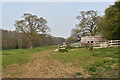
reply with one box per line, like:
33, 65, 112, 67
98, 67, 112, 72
108, 40, 120, 46
58, 44, 67, 52
92, 40, 120, 48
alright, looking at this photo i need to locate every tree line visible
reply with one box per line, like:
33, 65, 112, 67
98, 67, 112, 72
1, 29, 65, 50
67, 1, 120, 43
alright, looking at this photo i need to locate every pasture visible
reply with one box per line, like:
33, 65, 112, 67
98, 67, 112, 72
2, 46, 119, 78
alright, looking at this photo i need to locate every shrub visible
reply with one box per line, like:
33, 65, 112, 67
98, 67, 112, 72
59, 49, 68, 52
75, 72, 83, 75
88, 66, 98, 72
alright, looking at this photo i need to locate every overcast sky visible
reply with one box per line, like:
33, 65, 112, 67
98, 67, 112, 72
1, 1, 115, 38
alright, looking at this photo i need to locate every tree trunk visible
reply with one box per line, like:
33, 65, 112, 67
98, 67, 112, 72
28, 34, 33, 49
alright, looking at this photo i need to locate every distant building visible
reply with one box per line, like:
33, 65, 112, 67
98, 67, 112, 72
70, 35, 106, 47
81, 36, 106, 44
70, 36, 119, 48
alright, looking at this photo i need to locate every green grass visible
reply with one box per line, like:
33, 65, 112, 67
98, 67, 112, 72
2, 46, 119, 78
48, 48, 94, 67
92, 47, 118, 58
88, 58, 118, 78
48, 46, 119, 78
75, 72, 83, 75
2, 45, 56, 67
88, 47, 119, 78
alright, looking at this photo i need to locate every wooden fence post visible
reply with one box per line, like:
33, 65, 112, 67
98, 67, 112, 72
58, 44, 60, 52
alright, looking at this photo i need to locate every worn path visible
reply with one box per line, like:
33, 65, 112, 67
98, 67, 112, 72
3, 49, 90, 78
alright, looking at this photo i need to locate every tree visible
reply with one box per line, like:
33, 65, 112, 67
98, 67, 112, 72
99, 1, 120, 40
69, 10, 101, 43
66, 36, 75, 44
15, 13, 50, 48
71, 28, 83, 42
76, 10, 101, 36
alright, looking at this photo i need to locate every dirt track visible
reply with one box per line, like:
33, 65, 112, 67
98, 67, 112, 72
3, 50, 90, 78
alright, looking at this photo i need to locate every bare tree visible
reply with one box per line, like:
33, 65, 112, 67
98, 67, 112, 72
76, 10, 101, 36
15, 13, 50, 48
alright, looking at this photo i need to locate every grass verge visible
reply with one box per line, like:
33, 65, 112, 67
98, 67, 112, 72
2, 45, 56, 67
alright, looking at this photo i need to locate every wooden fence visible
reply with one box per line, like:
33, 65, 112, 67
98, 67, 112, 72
93, 40, 120, 48
108, 40, 120, 47
58, 44, 67, 52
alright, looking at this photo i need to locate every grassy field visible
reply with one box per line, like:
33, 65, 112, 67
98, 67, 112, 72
2, 46, 119, 78
48, 47, 119, 78
2, 46, 56, 67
